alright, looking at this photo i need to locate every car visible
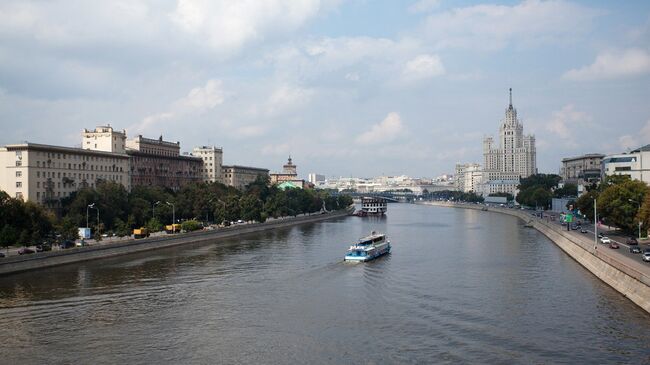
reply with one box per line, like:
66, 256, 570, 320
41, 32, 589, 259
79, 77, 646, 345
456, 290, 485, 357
643, 249, 650, 262
60, 240, 75, 249
35, 244, 52, 252
580, 229, 588, 234
600, 237, 611, 244
630, 246, 642, 254
609, 242, 619, 249
597, 233, 604, 238
572, 225, 579, 230
75, 240, 87, 247
18, 247, 35, 255
626, 238, 638, 245
237, 219, 244, 224
0, 252, 5, 258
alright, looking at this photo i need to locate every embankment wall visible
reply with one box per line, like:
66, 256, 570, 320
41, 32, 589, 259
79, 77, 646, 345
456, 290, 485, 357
0, 209, 350, 276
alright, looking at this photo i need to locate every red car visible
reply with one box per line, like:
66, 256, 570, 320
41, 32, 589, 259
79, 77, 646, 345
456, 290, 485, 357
609, 242, 619, 249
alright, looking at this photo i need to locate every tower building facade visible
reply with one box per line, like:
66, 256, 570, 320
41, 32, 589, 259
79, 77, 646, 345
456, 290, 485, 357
481, 89, 536, 196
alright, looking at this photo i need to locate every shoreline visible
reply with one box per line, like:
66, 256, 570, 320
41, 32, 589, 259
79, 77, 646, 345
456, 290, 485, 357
421, 201, 650, 315
0, 208, 352, 276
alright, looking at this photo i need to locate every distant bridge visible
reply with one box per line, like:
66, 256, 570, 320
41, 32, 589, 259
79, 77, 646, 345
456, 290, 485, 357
345, 192, 413, 203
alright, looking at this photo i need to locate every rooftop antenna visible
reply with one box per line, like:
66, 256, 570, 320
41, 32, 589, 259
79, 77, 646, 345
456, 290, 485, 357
509, 88, 513, 108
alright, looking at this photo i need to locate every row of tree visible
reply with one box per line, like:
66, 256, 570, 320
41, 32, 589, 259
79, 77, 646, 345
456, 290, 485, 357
575, 175, 648, 233
426, 190, 485, 203
0, 176, 353, 248
515, 174, 577, 208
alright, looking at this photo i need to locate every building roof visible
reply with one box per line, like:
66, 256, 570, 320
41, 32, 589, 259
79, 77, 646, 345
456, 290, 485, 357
631, 144, 650, 153
3, 143, 129, 158
561, 153, 605, 162
222, 165, 269, 172
277, 181, 300, 190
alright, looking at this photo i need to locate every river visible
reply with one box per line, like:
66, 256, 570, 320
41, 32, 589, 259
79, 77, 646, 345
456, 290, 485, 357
1, 204, 649, 364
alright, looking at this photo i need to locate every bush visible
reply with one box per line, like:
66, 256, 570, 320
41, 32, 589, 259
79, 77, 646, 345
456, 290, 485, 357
181, 220, 202, 232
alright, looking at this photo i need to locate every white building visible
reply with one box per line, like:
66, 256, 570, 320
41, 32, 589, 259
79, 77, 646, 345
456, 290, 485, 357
222, 165, 269, 190
481, 89, 536, 196
455, 163, 483, 193
308, 173, 325, 184
0, 142, 130, 203
193, 146, 223, 183
602, 145, 650, 184
82, 125, 127, 153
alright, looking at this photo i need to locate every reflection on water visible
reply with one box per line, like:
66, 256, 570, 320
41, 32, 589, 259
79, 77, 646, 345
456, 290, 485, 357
0, 204, 648, 364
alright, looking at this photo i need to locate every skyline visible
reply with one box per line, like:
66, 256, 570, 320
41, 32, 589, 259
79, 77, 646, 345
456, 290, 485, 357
1, 0, 649, 177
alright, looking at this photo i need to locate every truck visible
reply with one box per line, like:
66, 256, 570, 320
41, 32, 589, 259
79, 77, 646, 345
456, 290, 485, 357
133, 227, 150, 239
165, 224, 181, 234
78, 227, 91, 239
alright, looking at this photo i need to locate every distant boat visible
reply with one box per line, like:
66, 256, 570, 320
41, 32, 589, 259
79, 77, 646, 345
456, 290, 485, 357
353, 197, 387, 217
344, 231, 391, 262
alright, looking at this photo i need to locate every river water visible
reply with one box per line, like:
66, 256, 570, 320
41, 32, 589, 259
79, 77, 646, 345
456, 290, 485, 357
1, 204, 649, 364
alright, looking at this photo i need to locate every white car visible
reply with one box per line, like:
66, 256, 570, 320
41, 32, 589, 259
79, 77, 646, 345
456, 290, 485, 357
643, 250, 650, 262
600, 237, 611, 244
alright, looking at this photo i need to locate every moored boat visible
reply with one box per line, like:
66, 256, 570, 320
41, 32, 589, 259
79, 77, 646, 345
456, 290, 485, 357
344, 231, 391, 262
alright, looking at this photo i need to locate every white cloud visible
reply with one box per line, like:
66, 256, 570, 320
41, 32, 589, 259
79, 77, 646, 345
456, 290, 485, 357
562, 48, 650, 81
345, 72, 360, 81
134, 79, 225, 133
356, 112, 405, 145
234, 125, 267, 138
408, 0, 440, 14
402, 54, 445, 80
545, 104, 592, 148
618, 120, 650, 151
266, 84, 313, 115
419, 0, 601, 50
261, 143, 291, 156
170, 0, 323, 53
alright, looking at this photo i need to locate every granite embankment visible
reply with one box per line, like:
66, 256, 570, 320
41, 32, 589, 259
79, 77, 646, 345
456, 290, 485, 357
424, 201, 650, 314
0, 209, 351, 276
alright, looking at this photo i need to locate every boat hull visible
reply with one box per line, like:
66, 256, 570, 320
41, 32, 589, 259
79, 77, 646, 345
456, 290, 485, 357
344, 244, 391, 262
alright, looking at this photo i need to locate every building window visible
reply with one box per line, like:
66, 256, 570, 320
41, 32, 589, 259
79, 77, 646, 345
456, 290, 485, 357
16, 192, 23, 200
16, 171, 22, 177
16, 160, 22, 167
37, 182, 40, 188
16, 182, 22, 188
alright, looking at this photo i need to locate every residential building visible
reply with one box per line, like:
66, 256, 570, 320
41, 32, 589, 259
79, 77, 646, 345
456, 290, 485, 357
602, 145, 650, 184
454, 163, 483, 193
560, 153, 604, 185
126, 135, 202, 190
480, 89, 536, 196
82, 125, 127, 153
0, 143, 129, 203
193, 146, 223, 183
222, 165, 269, 189
308, 173, 325, 184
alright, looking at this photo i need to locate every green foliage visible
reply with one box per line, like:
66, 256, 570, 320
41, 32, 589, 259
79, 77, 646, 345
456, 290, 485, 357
597, 179, 648, 232
181, 220, 202, 232
516, 174, 562, 208
488, 192, 514, 201
0, 191, 54, 247
576, 190, 598, 221
519, 174, 561, 191
554, 183, 578, 198
145, 218, 163, 233
428, 190, 484, 203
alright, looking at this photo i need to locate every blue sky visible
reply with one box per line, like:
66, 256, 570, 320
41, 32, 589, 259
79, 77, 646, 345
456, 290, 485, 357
1, 0, 649, 178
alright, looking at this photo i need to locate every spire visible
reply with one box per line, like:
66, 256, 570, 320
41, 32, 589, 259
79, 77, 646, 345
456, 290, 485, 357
509, 88, 513, 109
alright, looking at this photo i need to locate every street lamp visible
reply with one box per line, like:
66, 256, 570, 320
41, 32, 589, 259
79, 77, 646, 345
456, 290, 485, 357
166, 202, 175, 233
87, 203, 99, 233
628, 199, 642, 240
152, 201, 161, 219
594, 198, 597, 249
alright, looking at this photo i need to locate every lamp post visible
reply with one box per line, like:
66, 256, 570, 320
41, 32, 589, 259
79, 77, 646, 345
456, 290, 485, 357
166, 202, 175, 233
152, 201, 161, 219
86, 203, 94, 228
629, 199, 641, 239
594, 198, 597, 250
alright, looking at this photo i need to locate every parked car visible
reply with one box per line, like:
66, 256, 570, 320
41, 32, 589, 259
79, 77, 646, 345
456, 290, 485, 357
609, 241, 619, 249
643, 249, 650, 262
580, 229, 588, 234
630, 246, 642, 254
75, 240, 87, 247
36, 243, 52, 252
600, 237, 611, 244
60, 240, 75, 249
0, 252, 5, 258
572, 225, 579, 230
626, 238, 638, 245
598, 233, 604, 238
18, 247, 35, 255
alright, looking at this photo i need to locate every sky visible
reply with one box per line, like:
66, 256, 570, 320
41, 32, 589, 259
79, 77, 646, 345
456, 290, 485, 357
1, 0, 649, 179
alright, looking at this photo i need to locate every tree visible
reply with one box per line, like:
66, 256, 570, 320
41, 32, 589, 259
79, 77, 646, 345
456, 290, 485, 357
554, 183, 578, 198
576, 190, 599, 221
597, 179, 648, 232
240, 195, 263, 222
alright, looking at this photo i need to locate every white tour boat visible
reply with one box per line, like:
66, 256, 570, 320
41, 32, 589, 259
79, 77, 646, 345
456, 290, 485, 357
344, 231, 391, 262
